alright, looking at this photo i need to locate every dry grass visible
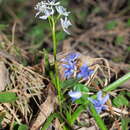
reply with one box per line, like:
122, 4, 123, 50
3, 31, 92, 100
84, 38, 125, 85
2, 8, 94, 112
0, 57, 46, 126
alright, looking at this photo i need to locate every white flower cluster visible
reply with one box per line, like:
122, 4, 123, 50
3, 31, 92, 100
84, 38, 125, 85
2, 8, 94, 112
35, 0, 72, 34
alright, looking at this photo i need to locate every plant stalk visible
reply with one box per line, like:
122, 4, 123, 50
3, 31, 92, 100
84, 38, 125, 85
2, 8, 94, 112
103, 72, 130, 92
51, 17, 62, 111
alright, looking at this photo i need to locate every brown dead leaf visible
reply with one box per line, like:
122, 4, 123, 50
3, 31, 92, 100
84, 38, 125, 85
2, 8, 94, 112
30, 83, 56, 130
54, 118, 63, 130
0, 61, 10, 91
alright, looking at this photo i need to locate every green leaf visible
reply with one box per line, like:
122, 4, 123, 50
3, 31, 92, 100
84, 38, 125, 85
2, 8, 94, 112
75, 95, 89, 105
115, 36, 124, 45
44, 50, 51, 75
103, 73, 130, 92
66, 110, 72, 124
69, 105, 85, 125
105, 21, 117, 30
18, 124, 28, 130
0, 92, 17, 103
41, 113, 60, 130
126, 19, 130, 27
73, 84, 89, 104
61, 79, 79, 89
56, 31, 66, 42
127, 46, 130, 52
126, 92, 130, 97
121, 118, 130, 130
92, 7, 101, 13
74, 84, 89, 92
113, 95, 129, 107
0, 24, 7, 30
89, 103, 107, 130
28, 23, 49, 44
0, 112, 5, 128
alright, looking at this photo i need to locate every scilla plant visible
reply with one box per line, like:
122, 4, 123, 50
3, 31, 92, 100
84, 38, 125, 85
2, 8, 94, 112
35, 0, 72, 107
35, 0, 130, 130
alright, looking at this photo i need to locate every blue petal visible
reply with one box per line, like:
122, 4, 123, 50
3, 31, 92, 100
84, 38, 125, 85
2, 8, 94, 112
101, 94, 109, 105
95, 107, 102, 113
88, 70, 94, 75
97, 91, 102, 101
88, 91, 109, 113
68, 53, 79, 61
62, 64, 70, 69
77, 73, 82, 78
77, 64, 93, 79
93, 100, 102, 107
102, 105, 107, 110
61, 53, 79, 63
88, 98, 96, 104
64, 71, 73, 78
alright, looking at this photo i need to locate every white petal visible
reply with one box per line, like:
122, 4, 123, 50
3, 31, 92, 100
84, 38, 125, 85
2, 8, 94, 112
39, 15, 48, 20
68, 91, 82, 99
56, 5, 70, 16
60, 17, 72, 34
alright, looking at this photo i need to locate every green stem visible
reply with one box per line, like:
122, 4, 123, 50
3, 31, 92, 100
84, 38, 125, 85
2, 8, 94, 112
89, 103, 108, 130
51, 17, 62, 111
51, 17, 57, 61
103, 72, 130, 92
55, 14, 61, 24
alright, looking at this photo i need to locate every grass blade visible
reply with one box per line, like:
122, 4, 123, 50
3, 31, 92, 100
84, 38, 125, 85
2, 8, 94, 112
89, 103, 107, 130
103, 73, 130, 92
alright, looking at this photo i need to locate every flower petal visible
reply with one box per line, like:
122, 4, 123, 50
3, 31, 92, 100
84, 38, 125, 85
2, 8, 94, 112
56, 5, 70, 16
60, 17, 72, 34
97, 91, 102, 101
88, 97, 96, 104
88, 91, 109, 113
77, 64, 93, 79
62, 64, 71, 69
101, 94, 109, 105
68, 91, 82, 101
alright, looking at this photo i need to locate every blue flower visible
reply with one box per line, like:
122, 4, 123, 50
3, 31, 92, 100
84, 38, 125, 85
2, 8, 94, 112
62, 62, 76, 79
68, 91, 82, 101
61, 53, 79, 63
88, 91, 109, 113
61, 53, 79, 79
77, 64, 93, 79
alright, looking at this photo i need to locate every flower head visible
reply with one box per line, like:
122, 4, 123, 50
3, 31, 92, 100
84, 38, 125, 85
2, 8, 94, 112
37, 0, 60, 6
61, 53, 79, 79
61, 53, 94, 79
60, 17, 72, 34
39, 6, 54, 19
62, 62, 76, 79
56, 5, 70, 16
35, 0, 72, 34
61, 53, 79, 63
68, 91, 82, 101
88, 91, 109, 113
77, 64, 93, 79
35, 1, 55, 19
